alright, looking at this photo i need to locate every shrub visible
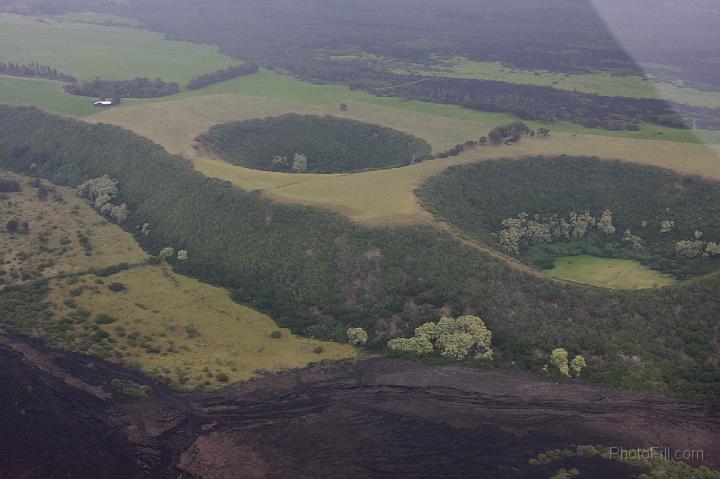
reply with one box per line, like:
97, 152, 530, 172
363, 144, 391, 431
95, 314, 117, 324
108, 282, 126, 292
270, 330, 282, 339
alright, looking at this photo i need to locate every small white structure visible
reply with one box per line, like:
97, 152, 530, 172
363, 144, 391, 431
93, 99, 114, 107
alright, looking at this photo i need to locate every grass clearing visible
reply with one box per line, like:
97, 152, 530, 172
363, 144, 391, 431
544, 255, 677, 289
47, 264, 356, 390
0, 74, 97, 116
0, 171, 147, 287
0, 13, 238, 83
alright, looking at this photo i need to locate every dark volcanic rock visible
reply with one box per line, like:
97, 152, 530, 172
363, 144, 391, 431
1, 334, 718, 479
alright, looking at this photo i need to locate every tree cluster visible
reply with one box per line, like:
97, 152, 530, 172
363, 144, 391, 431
418, 155, 720, 278
0, 61, 76, 83
76, 175, 128, 223
388, 315, 493, 361
197, 114, 431, 173
65, 77, 179, 98
186, 62, 259, 90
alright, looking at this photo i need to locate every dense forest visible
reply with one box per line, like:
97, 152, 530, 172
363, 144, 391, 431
417, 156, 720, 278
197, 114, 432, 173
0, 61, 76, 83
186, 62, 258, 90
64, 77, 179, 98
0, 106, 719, 402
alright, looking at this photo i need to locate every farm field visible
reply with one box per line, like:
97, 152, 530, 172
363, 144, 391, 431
0, 171, 147, 286
0, 13, 238, 83
88, 93, 720, 225
47, 264, 356, 390
544, 255, 677, 289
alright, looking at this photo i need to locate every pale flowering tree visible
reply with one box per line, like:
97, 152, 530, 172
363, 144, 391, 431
177, 250, 189, 261
550, 348, 570, 377
597, 209, 616, 235
387, 315, 493, 360
570, 355, 587, 378
159, 247, 175, 261
346, 327, 368, 346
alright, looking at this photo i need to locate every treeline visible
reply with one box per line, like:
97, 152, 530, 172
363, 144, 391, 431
186, 62, 258, 90
299, 66, 711, 131
64, 77, 179, 98
197, 114, 431, 173
417, 156, 720, 278
1, 106, 719, 402
0, 61, 76, 83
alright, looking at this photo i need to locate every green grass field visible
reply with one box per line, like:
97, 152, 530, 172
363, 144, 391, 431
0, 74, 97, 116
49, 264, 356, 390
544, 255, 677, 289
0, 13, 237, 83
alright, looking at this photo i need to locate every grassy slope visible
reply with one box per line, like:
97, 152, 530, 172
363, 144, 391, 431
89, 93, 720, 225
48, 264, 355, 390
0, 172, 148, 284
0, 13, 237, 82
0, 171, 354, 388
545, 255, 677, 290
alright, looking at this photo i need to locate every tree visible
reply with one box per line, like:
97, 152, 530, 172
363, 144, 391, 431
388, 315, 493, 360
271, 155, 288, 170
675, 240, 705, 258
109, 203, 128, 223
705, 242, 720, 257
660, 220, 674, 233
550, 348, 570, 377
177, 250, 189, 261
291, 153, 308, 172
159, 247, 175, 260
536, 127, 551, 138
570, 355, 586, 378
597, 209, 616, 235
141, 223, 151, 236
387, 336, 434, 355
6, 218, 19, 233
346, 327, 368, 345
622, 229, 643, 250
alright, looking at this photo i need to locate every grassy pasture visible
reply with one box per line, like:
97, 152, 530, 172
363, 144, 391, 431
116, 69, 720, 144
0, 74, 97, 116
0, 13, 238, 83
0, 172, 147, 286
545, 255, 677, 289
47, 264, 356, 389
87, 93, 720, 225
